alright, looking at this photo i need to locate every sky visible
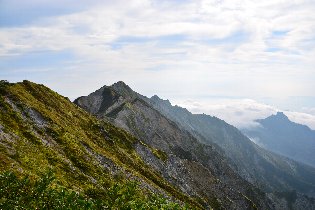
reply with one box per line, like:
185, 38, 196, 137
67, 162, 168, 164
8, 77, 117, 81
1, 0, 315, 129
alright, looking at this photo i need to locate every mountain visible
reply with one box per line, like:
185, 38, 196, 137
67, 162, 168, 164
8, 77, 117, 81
2, 79, 314, 209
0, 80, 202, 209
75, 81, 315, 209
75, 81, 277, 209
242, 112, 315, 168
148, 95, 315, 197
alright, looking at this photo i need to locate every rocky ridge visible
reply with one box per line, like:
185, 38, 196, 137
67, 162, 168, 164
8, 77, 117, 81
75, 81, 315, 209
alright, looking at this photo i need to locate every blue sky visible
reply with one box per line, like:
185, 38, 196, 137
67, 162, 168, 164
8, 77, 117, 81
1, 0, 315, 128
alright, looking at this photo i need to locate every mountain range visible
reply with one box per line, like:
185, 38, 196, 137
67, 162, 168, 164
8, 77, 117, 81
1, 80, 315, 209
147, 95, 315, 196
75, 81, 315, 209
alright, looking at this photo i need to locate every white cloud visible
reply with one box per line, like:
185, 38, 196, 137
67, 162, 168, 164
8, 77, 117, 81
301, 107, 315, 115
249, 137, 266, 148
285, 111, 315, 130
174, 98, 315, 130
1, 0, 315, 104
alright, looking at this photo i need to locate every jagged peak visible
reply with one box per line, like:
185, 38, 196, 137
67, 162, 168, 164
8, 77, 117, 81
256, 111, 290, 125
110, 81, 132, 92
105, 81, 141, 101
150, 95, 172, 106
271, 112, 289, 120
276, 111, 287, 117
111, 81, 128, 88
151, 95, 161, 100
108, 81, 133, 95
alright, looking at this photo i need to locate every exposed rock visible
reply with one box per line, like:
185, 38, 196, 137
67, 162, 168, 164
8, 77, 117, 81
75, 81, 315, 209
26, 108, 47, 128
75, 82, 275, 209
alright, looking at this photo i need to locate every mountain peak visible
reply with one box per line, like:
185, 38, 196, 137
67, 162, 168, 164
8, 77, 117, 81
111, 81, 129, 89
257, 112, 290, 124
273, 112, 289, 120
150, 95, 172, 106
109, 81, 136, 98
276, 111, 286, 116
111, 81, 131, 91
151, 95, 161, 100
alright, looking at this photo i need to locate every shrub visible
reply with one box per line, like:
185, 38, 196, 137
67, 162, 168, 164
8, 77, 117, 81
0, 170, 188, 209
0, 170, 94, 209
0, 80, 10, 95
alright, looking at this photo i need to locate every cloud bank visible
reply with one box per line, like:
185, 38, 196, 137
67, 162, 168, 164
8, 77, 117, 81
175, 98, 315, 130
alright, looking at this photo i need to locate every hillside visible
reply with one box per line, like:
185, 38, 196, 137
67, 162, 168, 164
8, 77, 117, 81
0, 80, 200, 209
1, 80, 315, 209
242, 112, 315, 168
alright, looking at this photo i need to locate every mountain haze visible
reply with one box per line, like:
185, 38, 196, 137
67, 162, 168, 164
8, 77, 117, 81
242, 112, 315, 168
148, 95, 315, 197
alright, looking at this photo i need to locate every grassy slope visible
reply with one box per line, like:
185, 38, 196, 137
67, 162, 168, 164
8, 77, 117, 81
0, 80, 201, 209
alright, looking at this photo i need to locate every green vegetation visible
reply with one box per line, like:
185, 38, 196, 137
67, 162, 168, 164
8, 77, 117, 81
0, 170, 186, 209
151, 147, 168, 162
139, 141, 168, 162
0, 80, 200, 209
0, 80, 12, 97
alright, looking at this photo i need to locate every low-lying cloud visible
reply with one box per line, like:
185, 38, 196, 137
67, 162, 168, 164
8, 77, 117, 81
175, 98, 315, 130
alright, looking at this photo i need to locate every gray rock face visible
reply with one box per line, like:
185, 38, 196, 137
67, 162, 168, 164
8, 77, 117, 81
74, 81, 140, 117
26, 108, 47, 128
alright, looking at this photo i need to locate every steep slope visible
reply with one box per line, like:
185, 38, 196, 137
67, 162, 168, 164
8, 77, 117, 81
242, 112, 315, 168
148, 95, 315, 198
75, 82, 281, 209
0, 80, 201, 209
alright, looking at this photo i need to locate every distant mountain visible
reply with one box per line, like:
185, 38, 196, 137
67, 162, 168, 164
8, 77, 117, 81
75, 81, 315, 209
242, 112, 315, 168
147, 95, 315, 197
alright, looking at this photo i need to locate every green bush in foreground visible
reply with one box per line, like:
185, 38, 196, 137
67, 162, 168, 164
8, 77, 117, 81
0, 170, 187, 209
